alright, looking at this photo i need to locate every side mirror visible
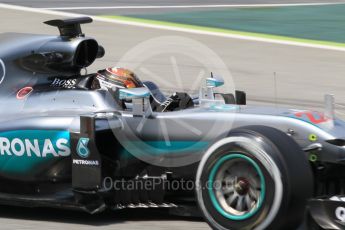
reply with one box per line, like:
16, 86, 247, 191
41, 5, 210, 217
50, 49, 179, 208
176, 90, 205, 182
119, 87, 152, 116
119, 87, 150, 100
235, 90, 246, 105
204, 73, 225, 100
206, 74, 224, 88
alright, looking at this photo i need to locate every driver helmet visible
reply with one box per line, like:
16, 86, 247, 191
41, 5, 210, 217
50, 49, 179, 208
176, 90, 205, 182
95, 67, 143, 90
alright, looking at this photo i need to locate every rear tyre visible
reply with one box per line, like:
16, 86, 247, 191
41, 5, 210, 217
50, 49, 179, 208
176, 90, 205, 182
196, 126, 313, 230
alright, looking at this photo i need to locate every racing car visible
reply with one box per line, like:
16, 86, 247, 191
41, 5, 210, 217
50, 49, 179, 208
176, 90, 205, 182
0, 17, 344, 230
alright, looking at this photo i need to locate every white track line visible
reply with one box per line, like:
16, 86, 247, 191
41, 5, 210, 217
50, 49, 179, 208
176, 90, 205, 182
0, 3, 345, 52
42, 3, 342, 10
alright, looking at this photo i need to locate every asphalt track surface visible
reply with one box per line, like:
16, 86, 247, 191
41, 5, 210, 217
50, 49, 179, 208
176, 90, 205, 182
0, 1, 345, 229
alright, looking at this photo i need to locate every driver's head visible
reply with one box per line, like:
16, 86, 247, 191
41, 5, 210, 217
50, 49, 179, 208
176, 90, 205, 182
96, 67, 143, 90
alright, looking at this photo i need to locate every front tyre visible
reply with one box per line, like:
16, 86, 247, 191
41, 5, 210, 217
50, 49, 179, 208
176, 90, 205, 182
196, 126, 313, 230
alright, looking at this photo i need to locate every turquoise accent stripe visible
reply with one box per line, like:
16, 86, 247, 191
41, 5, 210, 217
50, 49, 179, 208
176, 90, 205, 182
208, 104, 238, 111
206, 78, 224, 87
122, 141, 208, 156
0, 130, 70, 174
208, 153, 266, 220
144, 141, 208, 153
119, 90, 150, 100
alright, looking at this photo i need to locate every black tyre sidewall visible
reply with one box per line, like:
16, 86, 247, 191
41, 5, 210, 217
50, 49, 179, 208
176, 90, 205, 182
196, 126, 314, 230
199, 141, 276, 230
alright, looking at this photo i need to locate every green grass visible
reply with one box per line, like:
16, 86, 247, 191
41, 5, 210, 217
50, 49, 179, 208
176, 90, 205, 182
102, 15, 345, 48
102, 4, 345, 47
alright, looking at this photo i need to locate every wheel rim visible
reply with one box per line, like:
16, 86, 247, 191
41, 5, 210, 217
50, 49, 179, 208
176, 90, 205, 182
208, 153, 266, 220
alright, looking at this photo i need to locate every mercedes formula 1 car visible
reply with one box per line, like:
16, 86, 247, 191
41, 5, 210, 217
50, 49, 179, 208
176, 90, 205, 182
0, 17, 345, 230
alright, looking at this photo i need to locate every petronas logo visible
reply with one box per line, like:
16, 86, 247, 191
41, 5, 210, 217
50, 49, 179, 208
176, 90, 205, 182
77, 138, 90, 158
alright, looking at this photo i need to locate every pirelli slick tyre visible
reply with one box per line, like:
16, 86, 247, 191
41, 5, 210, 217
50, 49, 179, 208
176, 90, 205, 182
196, 126, 313, 230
